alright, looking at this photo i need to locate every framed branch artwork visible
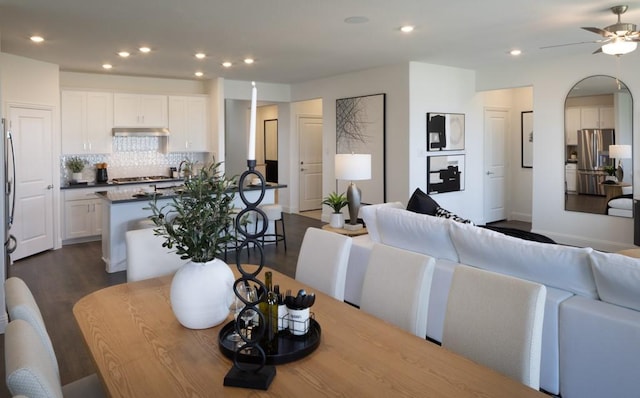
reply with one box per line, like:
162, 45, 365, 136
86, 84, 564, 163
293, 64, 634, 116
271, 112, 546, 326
427, 154, 465, 194
336, 93, 386, 203
427, 113, 465, 151
521, 111, 533, 168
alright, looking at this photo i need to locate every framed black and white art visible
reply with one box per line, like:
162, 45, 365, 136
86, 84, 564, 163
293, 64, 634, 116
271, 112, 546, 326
427, 154, 465, 194
521, 111, 533, 168
427, 113, 465, 151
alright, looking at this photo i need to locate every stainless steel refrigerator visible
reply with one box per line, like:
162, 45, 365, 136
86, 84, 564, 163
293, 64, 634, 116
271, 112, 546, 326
2, 118, 17, 279
577, 128, 615, 196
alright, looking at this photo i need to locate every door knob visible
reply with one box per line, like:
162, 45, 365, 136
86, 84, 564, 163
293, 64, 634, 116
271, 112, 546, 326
46, 184, 54, 189
486, 171, 494, 175
301, 168, 306, 171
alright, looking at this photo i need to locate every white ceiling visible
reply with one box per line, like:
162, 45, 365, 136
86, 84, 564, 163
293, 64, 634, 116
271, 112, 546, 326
1, 0, 639, 84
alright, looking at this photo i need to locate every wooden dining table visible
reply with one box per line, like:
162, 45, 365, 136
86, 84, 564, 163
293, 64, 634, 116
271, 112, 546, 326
73, 265, 546, 397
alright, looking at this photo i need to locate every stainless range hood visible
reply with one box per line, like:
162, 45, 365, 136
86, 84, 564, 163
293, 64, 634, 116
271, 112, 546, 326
112, 127, 170, 137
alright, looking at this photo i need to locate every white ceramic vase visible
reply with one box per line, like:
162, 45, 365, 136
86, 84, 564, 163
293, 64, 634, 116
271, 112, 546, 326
170, 258, 234, 329
72, 172, 83, 181
330, 212, 344, 228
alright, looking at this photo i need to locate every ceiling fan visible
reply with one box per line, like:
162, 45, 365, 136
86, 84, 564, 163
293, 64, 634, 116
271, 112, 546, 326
542, 5, 640, 55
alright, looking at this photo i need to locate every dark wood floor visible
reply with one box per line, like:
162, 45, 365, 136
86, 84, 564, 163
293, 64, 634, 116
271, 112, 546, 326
0, 212, 323, 397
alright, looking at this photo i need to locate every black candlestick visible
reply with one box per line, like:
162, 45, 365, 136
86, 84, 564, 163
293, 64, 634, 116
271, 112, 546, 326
224, 159, 276, 390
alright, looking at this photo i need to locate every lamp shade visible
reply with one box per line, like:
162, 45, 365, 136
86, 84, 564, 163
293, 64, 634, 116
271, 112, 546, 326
609, 144, 632, 159
335, 154, 371, 181
602, 39, 637, 55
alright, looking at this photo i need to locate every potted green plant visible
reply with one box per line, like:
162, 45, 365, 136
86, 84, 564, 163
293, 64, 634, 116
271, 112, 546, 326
603, 164, 617, 182
322, 192, 348, 228
147, 158, 237, 329
65, 156, 85, 181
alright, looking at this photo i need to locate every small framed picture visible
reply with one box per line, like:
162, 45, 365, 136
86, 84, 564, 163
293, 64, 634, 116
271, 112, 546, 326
427, 155, 465, 194
427, 113, 465, 151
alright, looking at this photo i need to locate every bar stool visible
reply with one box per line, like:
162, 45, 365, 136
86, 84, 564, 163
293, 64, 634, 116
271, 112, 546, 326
257, 204, 287, 250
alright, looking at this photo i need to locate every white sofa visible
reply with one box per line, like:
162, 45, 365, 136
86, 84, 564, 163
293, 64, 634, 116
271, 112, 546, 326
344, 203, 640, 398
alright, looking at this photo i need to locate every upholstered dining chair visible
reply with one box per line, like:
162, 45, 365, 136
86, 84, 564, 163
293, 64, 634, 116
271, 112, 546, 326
360, 244, 435, 338
442, 266, 546, 389
5, 276, 58, 376
295, 227, 352, 300
5, 319, 106, 398
126, 228, 189, 282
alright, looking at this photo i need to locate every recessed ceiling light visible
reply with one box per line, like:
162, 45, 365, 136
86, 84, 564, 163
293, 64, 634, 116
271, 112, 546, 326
139, 47, 151, 53
344, 16, 369, 24
30, 36, 44, 43
195, 52, 206, 59
244, 58, 254, 64
222, 61, 232, 68
510, 49, 522, 56
194, 71, 204, 77
400, 25, 415, 33
118, 51, 130, 58
102, 64, 113, 70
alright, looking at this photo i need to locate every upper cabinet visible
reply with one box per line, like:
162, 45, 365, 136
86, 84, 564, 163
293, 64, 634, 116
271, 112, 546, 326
61, 90, 113, 154
565, 106, 615, 146
168, 95, 209, 152
113, 93, 168, 127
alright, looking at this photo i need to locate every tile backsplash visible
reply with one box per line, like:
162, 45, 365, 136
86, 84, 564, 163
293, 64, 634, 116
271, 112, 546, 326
61, 136, 208, 183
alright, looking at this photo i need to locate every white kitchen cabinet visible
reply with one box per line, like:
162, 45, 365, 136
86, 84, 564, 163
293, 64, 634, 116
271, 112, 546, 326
114, 93, 168, 127
565, 107, 581, 146
599, 106, 614, 129
168, 95, 209, 152
63, 188, 108, 241
61, 90, 113, 154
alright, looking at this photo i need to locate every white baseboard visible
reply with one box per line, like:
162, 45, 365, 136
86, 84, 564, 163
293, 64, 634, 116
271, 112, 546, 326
509, 211, 532, 223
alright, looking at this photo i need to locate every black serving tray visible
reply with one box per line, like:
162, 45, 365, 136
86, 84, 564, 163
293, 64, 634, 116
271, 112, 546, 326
218, 319, 321, 365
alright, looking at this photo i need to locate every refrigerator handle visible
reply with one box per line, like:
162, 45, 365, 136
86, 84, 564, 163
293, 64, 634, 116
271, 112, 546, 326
7, 129, 16, 227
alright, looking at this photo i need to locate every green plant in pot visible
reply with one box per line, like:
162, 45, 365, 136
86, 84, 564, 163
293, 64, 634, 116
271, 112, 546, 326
147, 158, 238, 329
603, 164, 617, 182
65, 156, 85, 182
322, 192, 348, 228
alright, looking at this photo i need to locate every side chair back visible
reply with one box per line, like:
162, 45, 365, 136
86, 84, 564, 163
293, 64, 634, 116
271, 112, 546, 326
295, 227, 352, 300
360, 244, 435, 338
5, 276, 58, 376
442, 266, 546, 389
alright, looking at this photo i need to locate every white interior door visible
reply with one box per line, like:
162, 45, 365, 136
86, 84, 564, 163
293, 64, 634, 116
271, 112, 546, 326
9, 106, 54, 260
483, 109, 509, 223
299, 116, 323, 212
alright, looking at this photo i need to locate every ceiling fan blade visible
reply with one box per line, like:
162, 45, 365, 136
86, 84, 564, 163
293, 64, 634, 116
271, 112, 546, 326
582, 26, 615, 37
540, 40, 602, 49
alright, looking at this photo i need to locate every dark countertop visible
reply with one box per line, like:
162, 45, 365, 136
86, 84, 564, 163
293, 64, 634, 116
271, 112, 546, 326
61, 178, 185, 190
95, 183, 287, 204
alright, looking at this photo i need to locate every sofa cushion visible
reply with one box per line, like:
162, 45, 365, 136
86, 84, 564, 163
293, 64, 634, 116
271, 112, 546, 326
449, 222, 597, 298
590, 250, 640, 311
376, 207, 459, 262
359, 202, 404, 243
406, 188, 439, 216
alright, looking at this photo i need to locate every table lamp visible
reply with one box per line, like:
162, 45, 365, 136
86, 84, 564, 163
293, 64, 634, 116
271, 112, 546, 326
335, 153, 371, 230
609, 144, 632, 182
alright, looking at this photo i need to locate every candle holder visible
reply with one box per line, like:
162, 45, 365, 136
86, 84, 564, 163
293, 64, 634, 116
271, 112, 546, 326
224, 159, 276, 390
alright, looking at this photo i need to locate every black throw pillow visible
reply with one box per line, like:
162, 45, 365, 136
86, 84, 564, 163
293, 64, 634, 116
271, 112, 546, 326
406, 188, 440, 216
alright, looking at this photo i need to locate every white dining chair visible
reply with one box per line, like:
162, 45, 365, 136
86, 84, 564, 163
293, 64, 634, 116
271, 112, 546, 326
295, 227, 352, 300
126, 228, 189, 282
5, 276, 59, 376
5, 319, 106, 398
442, 266, 546, 389
360, 244, 435, 338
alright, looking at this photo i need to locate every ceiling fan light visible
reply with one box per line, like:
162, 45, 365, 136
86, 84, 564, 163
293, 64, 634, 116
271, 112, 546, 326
602, 39, 637, 55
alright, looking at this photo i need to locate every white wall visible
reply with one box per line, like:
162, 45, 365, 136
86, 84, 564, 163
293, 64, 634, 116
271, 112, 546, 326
477, 52, 638, 251
0, 52, 61, 332
60, 71, 206, 94
292, 64, 410, 209
409, 62, 484, 222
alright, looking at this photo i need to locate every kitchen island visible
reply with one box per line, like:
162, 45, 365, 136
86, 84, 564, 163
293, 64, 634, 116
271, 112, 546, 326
96, 183, 286, 273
